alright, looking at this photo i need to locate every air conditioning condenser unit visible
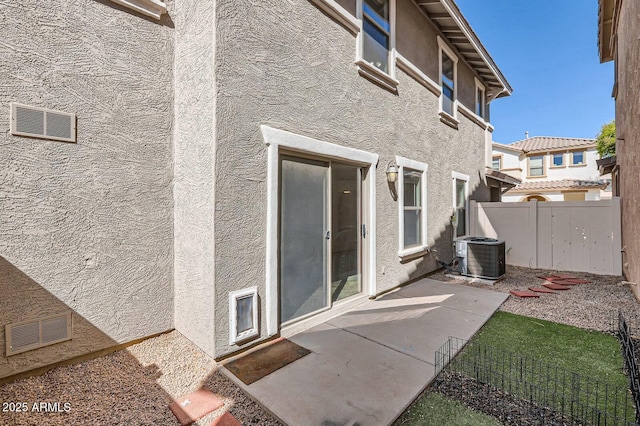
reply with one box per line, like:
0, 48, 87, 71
455, 237, 506, 280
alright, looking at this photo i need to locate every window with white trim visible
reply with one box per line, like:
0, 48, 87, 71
396, 156, 428, 257
475, 79, 486, 119
491, 156, 501, 171
438, 37, 458, 119
452, 172, 469, 238
362, 0, 390, 73
356, 0, 397, 89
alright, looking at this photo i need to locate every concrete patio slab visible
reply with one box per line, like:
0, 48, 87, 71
221, 277, 508, 425
326, 297, 495, 364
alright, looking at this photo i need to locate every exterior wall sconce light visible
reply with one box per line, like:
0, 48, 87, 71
386, 161, 398, 183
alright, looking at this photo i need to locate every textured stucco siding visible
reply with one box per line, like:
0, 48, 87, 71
0, 0, 174, 378
396, 0, 488, 113
493, 147, 522, 171
173, 0, 217, 357
211, 0, 491, 357
396, 1, 439, 81
616, 0, 640, 287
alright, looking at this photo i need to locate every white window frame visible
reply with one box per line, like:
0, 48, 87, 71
474, 77, 486, 119
229, 287, 259, 345
261, 125, 378, 337
491, 156, 502, 171
356, 0, 398, 91
452, 171, 469, 238
438, 36, 459, 122
308, 0, 359, 33
396, 156, 428, 258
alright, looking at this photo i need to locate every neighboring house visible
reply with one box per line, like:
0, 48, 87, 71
599, 0, 640, 295
491, 137, 609, 202
0, 0, 511, 379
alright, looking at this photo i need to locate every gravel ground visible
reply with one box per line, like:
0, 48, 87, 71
1, 266, 637, 426
432, 371, 585, 426
427, 265, 638, 332
0, 331, 282, 426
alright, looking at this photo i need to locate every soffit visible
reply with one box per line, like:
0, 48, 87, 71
416, 0, 512, 98
598, 0, 615, 63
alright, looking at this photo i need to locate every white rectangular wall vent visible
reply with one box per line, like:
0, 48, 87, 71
229, 287, 259, 345
6, 312, 72, 356
10, 103, 76, 143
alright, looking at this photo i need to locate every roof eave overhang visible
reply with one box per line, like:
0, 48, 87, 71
492, 143, 523, 154
416, 0, 512, 98
485, 168, 521, 188
596, 155, 617, 175
598, 0, 615, 63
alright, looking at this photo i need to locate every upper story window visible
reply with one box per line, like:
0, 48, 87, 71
362, 0, 390, 73
492, 156, 502, 171
571, 151, 585, 166
528, 155, 544, 177
356, 0, 397, 90
441, 52, 455, 116
475, 78, 486, 119
551, 152, 565, 167
396, 156, 428, 257
438, 37, 458, 119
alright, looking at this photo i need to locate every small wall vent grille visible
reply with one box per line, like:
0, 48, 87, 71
10, 103, 76, 143
6, 312, 72, 356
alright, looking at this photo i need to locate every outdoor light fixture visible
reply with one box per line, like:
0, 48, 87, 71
386, 161, 398, 183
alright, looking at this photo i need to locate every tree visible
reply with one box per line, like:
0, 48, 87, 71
596, 120, 616, 158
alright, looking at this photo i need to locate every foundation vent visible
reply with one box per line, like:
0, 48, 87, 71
6, 312, 72, 356
10, 103, 76, 143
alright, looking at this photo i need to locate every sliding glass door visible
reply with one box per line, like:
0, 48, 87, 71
279, 156, 363, 325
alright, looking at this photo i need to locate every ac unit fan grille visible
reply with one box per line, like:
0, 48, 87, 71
467, 242, 506, 279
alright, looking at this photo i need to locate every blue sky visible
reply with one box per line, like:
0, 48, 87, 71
455, 0, 615, 144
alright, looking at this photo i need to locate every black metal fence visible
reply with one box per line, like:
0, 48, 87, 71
617, 310, 640, 425
434, 337, 636, 425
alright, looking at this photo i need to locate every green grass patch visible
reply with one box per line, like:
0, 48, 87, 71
472, 311, 626, 387
396, 391, 500, 426
444, 311, 634, 422
399, 313, 633, 424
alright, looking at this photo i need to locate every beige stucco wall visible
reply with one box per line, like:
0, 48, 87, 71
210, 0, 493, 357
172, 0, 218, 357
615, 0, 640, 288
0, 0, 174, 378
395, 0, 486, 113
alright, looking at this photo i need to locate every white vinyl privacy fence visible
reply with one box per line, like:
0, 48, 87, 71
469, 198, 622, 275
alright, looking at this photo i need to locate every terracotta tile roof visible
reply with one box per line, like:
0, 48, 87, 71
509, 179, 606, 192
507, 136, 596, 153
